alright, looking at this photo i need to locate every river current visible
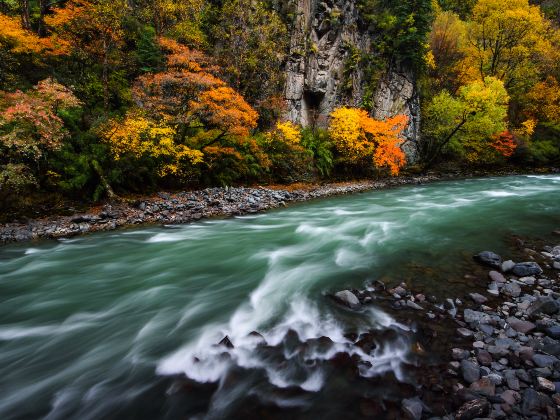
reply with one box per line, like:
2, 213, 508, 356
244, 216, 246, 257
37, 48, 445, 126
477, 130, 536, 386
1, 175, 559, 419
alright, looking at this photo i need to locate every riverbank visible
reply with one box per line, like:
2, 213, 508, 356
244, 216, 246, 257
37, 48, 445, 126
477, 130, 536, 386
2, 168, 557, 245
332, 235, 560, 418
0, 174, 447, 244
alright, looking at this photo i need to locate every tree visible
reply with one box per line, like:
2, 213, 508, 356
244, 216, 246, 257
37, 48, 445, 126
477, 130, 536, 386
328, 107, 408, 175
460, 0, 556, 93
422, 77, 510, 165
212, 0, 288, 126
525, 76, 560, 125
0, 78, 81, 195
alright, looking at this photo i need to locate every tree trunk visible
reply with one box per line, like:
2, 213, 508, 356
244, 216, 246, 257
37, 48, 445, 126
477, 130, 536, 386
37, 0, 50, 36
102, 36, 109, 114
91, 160, 119, 201
19, 0, 31, 30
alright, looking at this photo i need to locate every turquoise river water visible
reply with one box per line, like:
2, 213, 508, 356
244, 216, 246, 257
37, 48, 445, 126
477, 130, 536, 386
1, 175, 560, 419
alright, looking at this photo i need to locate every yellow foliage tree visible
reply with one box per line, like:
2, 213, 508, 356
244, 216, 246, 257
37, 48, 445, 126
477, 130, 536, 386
99, 111, 203, 177
328, 107, 408, 175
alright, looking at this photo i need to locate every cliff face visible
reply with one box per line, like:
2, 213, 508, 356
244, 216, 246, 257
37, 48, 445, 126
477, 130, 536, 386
284, 0, 420, 161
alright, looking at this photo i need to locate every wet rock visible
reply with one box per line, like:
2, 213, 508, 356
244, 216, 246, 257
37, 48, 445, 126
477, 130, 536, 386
461, 360, 481, 384
489, 271, 506, 283
512, 262, 543, 277
527, 297, 560, 317
218, 335, 234, 348
457, 328, 474, 338
502, 283, 522, 298
469, 293, 488, 304
533, 354, 558, 368
522, 388, 551, 415
537, 377, 556, 393
334, 290, 360, 309
506, 317, 536, 334
546, 326, 560, 339
464, 309, 491, 325
453, 348, 470, 360
406, 300, 423, 310
455, 398, 491, 420
469, 377, 495, 397
477, 350, 493, 366
402, 397, 423, 420
501, 260, 515, 272
474, 251, 502, 269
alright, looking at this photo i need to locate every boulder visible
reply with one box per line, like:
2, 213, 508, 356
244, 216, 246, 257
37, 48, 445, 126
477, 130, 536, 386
464, 309, 491, 325
501, 260, 516, 272
469, 377, 495, 397
474, 251, 502, 269
533, 354, 558, 368
334, 290, 360, 309
502, 283, 522, 298
469, 292, 488, 304
512, 262, 543, 277
401, 397, 423, 420
489, 270, 506, 283
527, 297, 560, 317
506, 317, 536, 334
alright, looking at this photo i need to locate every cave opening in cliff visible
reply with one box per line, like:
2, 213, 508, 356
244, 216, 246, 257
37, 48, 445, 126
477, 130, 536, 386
303, 90, 324, 128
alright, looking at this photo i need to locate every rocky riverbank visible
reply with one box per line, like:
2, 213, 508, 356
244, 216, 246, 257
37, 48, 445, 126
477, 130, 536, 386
332, 235, 560, 419
0, 175, 445, 244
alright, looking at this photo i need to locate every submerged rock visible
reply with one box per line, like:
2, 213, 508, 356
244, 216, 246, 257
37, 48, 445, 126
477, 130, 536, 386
474, 251, 502, 269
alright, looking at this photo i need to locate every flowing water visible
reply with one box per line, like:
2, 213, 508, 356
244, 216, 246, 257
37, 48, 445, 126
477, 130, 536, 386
1, 175, 560, 419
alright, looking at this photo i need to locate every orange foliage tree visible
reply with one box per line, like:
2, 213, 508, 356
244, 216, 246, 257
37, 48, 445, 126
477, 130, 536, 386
328, 107, 408, 175
490, 131, 517, 158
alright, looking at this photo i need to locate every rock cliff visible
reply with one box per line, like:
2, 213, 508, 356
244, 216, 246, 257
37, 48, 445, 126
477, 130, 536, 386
283, 0, 420, 161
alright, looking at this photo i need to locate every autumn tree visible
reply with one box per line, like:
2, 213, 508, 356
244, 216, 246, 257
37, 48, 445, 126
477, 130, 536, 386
328, 107, 408, 175
460, 0, 557, 93
212, 0, 288, 126
422, 77, 510, 165
0, 78, 81, 198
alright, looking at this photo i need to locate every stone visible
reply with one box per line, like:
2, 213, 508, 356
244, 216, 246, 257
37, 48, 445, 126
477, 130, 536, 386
506, 317, 536, 334
334, 290, 360, 309
469, 377, 495, 397
502, 283, 522, 298
469, 293, 488, 304
402, 397, 423, 420
522, 388, 551, 415
474, 251, 502, 269
500, 389, 520, 405
505, 370, 520, 390
457, 328, 474, 338
537, 377, 556, 393
519, 276, 536, 286
484, 373, 503, 385
533, 354, 558, 368
527, 296, 560, 316
477, 350, 493, 366
489, 270, 506, 283
464, 309, 491, 325
502, 260, 516, 272
512, 262, 543, 277
218, 335, 234, 348
453, 348, 470, 360
455, 398, 490, 420
406, 300, 423, 310
461, 360, 481, 384
545, 326, 560, 339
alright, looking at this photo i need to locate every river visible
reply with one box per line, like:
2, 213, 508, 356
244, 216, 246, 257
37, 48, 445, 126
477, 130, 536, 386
0, 175, 559, 419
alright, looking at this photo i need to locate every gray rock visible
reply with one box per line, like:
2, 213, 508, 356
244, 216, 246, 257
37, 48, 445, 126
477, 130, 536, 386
452, 348, 470, 360
461, 360, 481, 384
484, 373, 503, 385
469, 377, 495, 396
545, 326, 560, 339
489, 270, 506, 283
457, 328, 474, 338
501, 260, 516, 272
505, 369, 521, 390
512, 262, 543, 277
402, 397, 423, 420
502, 282, 522, 298
500, 389, 520, 405
522, 388, 551, 415
533, 354, 558, 368
506, 317, 536, 334
477, 350, 493, 366
527, 296, 560, 316
469, 293, 488, 304
474, 251, 502, 269
406, 300, 423, 310
464, 309, 491, 325
334, 290, 360, 309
